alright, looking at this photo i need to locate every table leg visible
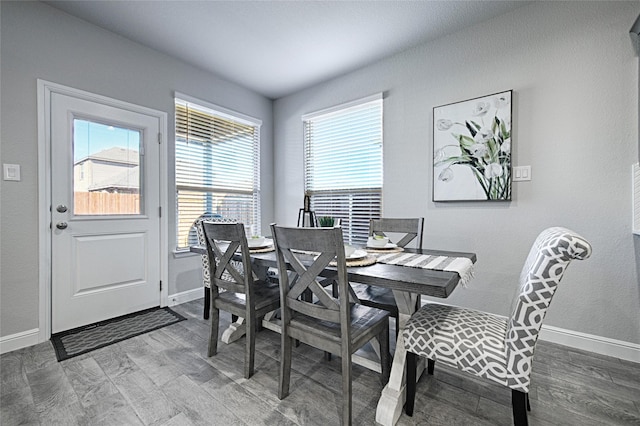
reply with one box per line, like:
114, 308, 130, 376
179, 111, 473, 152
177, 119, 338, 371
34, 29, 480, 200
219, 262, 272, 344
221, 317, 246, 343
375, 291, 424, 426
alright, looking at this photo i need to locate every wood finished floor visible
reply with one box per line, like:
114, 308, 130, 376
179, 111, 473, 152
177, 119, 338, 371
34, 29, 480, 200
1, 299, 639, 426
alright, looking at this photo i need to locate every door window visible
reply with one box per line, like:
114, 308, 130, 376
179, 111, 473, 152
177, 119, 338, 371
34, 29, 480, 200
73, 119, 143, 215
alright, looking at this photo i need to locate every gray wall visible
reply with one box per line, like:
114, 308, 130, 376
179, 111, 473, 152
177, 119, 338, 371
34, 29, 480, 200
2, 0, 639, 349
0, 1, 274, 337
273, 2, 640, 345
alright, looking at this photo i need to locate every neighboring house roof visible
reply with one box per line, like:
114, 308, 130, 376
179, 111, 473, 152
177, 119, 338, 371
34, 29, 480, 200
76, 147, 139, 166
89, 165, 140, 191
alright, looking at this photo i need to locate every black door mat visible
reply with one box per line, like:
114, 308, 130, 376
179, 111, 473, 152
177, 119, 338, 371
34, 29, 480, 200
51, 306, 186, 361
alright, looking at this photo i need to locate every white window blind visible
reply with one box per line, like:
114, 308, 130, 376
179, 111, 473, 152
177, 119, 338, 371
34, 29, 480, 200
175, 97, 261, 250
303, 96, 383, 244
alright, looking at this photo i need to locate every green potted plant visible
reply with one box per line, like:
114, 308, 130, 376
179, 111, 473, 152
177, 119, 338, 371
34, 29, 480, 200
318, 216, 335, 227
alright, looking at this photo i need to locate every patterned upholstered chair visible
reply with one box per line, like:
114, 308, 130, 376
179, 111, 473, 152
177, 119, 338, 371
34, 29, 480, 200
192, 213, 223, 319
403, 227, 592, 425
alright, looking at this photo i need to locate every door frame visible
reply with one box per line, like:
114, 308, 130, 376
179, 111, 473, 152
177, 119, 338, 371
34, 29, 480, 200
37, 80, 169, 341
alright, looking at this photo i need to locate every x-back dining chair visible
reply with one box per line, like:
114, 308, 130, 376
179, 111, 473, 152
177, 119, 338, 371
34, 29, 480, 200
351, 217, 424, 337
270, 224, 391, 426
201, 222, 280, 379
403, 227, 592, 425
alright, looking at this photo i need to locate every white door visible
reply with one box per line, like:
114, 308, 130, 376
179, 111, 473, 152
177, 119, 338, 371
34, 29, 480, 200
51, 92, 161, 333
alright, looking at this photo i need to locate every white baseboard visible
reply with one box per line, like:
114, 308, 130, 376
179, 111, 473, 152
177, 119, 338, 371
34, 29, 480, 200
421, 300, 639, 363
0, 328, 40, 355
2, 301, 638, 364
168, 287, 204, 307
540, 324, 640, 363
0, 289, 203, 355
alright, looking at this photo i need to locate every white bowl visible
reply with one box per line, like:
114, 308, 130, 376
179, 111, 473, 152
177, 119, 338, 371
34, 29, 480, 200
344, 244, 356, 257
247, 236, 266, 248
367, 236, 389, 247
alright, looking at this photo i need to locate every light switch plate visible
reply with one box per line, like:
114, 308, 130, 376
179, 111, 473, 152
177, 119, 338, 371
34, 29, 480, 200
513, 165, 531, 181
3, 164, 21, 181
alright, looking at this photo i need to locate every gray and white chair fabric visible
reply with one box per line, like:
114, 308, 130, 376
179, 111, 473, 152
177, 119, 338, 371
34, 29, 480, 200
192, 212, 228, 319
271, 224, 391, 426
403, 227, 592, 425
201, 221, 280, 379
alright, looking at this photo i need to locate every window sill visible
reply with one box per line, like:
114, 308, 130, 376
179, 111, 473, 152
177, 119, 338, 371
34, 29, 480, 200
173, 249, 199, 259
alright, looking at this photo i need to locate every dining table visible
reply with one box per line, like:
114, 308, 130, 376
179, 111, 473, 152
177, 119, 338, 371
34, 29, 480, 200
190, 243, 476, 426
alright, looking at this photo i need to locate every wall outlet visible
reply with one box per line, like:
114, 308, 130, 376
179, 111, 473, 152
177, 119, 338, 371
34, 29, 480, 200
513, 165, 531, 181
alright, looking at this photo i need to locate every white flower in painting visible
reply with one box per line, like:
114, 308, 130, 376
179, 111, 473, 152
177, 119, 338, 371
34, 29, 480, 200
436, 119, 453, 131
494, 94, 510, 108
469, 143, 488, 159
472, 101, 491, 116
434, 148, 446, 162
484, 163, 504, 179
473, 127, 494, 144
500, 139, 511, 154
439, 167, 454, 182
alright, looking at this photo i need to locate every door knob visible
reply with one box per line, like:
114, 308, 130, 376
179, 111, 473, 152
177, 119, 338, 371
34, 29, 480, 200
56, 204, 68, 213
56, 222, 68, 230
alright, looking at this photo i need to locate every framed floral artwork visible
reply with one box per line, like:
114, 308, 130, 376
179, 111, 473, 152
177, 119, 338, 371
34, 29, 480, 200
433, 90, 512, 201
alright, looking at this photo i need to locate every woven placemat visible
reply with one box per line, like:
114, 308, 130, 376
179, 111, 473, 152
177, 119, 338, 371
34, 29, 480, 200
330, 255, 377, 267
250, 246, 275, 253
365, 247, 404, 254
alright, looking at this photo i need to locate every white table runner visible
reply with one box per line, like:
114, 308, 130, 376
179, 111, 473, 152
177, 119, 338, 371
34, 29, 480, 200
375, 252, 474, 287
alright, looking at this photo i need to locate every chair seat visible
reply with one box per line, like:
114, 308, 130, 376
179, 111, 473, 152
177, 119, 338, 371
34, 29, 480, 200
289, 304, 389, 352
403, 303, 510, 388
215, 280, 281, 313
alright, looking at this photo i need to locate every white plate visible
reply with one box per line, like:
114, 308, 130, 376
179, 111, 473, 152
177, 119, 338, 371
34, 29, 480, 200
248, 238, 274, 249
366, 242, 398, 250
347, 249, 368, 260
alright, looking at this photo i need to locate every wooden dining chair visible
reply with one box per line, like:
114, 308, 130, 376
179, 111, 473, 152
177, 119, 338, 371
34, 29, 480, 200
270, 224, 391, 426
201, 222, 281, 379
403, 227, 592, 425
351, 217, 424, 337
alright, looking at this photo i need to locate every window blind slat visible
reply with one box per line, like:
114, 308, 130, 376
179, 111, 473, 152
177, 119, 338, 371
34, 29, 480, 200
304, 98, 383, 244
175, 100, 260, 250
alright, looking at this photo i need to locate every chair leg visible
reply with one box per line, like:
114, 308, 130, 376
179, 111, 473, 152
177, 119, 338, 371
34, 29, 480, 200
526, 393, 531, 411
405, 352, 417, 416
208, 305, 219, 357
279, 335, 292, 399
512, 390, 529, 426
379, 322, 391, 385
394, 316, 400, 341
331, 279, 338, 298
245, 315, 256, 379
203, 287, 210, 320
341, 350, 353, 426
256, 315, 264, 332
427, 358, 435, 375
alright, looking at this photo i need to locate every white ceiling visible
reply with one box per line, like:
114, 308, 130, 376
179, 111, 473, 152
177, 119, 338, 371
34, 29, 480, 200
44, 1, 532, 99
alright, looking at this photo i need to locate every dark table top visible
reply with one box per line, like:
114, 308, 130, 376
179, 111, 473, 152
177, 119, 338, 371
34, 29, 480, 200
191, 245, 476, 299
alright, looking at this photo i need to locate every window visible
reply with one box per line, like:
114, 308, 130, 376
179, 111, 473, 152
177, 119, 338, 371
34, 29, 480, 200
303, 95, 383, 244
175, 95, 261, 250
73, 119, 142, 215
